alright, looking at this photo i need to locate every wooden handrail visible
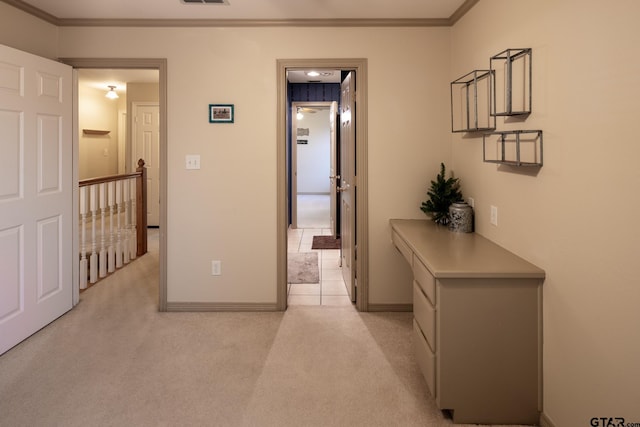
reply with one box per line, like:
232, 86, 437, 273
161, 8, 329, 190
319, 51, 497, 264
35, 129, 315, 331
79, 171, 142, 187
136, 159, 148, 256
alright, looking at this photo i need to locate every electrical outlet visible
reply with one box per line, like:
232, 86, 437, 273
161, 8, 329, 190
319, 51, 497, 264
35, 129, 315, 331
211, 260, 221, 276
467, 197, 474, 208
490, 205, 498, 226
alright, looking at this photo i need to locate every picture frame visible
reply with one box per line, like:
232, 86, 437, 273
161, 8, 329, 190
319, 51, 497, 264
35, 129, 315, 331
209, 104, 234, 123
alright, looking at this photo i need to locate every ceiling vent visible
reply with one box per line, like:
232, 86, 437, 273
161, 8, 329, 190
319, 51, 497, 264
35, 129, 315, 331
181, 0, 229, 4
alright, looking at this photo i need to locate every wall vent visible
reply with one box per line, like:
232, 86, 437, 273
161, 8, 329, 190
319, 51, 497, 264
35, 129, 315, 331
181, 0, 229, 4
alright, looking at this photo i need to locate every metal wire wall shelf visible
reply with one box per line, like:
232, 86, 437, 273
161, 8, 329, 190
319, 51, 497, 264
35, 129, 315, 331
491, 48, 532, 117
483, 130, 543, 167
452, 48, 543, 167
450, 69, 496, 133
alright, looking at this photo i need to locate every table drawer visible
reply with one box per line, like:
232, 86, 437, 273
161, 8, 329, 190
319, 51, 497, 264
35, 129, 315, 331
413, 319, 436, 398
392, 230, 413, 266
413, 256, 436, 306
413, 281, 436, 351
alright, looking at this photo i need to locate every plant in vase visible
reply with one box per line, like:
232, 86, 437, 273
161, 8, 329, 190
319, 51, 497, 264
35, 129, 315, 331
420, 162, 463, 226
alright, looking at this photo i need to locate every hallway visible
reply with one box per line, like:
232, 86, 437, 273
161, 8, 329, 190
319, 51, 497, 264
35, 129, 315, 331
0, 225, 523, 427
288, 194, 351, 306
0, 227, 474, 427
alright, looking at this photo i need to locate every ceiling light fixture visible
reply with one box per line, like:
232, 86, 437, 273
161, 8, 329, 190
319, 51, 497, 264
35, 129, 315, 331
105, 85, 119, 99
305, 71, 333, 78
296, 107, 304, 120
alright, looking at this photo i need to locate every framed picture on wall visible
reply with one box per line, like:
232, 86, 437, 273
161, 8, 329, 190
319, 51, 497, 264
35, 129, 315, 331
209, 104, 234, 123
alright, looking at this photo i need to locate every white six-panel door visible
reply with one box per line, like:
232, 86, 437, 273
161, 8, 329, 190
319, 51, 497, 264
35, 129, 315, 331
0, 44, 73, 355
132, 103, 160, 227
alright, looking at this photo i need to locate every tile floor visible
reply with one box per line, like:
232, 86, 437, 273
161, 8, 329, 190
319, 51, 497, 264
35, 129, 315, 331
288, 195, 352, 307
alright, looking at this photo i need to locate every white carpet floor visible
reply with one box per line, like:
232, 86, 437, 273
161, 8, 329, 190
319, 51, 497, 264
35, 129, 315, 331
0, 229, 526, 426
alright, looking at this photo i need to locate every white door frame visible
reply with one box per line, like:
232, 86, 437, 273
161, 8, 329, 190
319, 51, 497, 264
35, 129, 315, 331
117, 110, 127, 174
276, 58, 369, 311
62, 57, 168, 311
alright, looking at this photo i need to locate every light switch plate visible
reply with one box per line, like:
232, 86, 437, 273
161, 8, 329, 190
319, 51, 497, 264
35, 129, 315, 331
186, 155, 201, 170
211, 260, 221, 276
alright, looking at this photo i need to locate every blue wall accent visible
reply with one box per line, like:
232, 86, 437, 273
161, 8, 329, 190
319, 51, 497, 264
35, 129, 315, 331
289, 83, 341, 104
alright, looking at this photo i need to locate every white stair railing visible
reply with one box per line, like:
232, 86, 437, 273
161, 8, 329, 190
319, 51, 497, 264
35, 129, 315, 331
78, 159, 147, 289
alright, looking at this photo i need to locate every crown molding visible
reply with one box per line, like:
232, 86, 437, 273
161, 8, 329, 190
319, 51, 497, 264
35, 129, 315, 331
1, 0, 58, 24
449, 0, 480, 25
2, 0, 479, 27
56, 18, 451, 28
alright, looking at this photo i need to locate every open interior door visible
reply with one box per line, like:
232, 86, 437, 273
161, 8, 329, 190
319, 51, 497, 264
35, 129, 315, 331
329, 101, 338, 237
340, 72, 356, 302
0, 44, 73, 355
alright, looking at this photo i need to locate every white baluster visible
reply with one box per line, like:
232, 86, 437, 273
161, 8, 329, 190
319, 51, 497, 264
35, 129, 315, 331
79, 186, 88, 290
99, 182, 107, 278
107, 180, 116, 273
89, 184, 98, 284
115, 180, 123, 269
129, 177, 137, 260
123, 177, 131, 264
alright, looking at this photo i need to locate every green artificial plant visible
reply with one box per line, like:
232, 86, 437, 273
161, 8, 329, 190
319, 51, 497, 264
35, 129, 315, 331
420, 163, 463, 225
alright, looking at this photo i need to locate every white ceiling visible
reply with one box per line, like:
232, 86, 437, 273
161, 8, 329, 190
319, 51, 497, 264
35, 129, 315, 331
13, 0, 468, 21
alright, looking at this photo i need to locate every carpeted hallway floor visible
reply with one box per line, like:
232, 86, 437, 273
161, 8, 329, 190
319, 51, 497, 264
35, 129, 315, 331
0, 230, 523, 427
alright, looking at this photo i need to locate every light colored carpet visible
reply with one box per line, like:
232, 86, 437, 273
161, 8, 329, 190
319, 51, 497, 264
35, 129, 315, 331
0, 229, 522, 427
287, 252, 319, 284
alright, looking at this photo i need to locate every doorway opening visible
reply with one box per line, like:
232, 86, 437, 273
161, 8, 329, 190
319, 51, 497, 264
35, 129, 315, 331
290, 102, 333, 230
276, 59, 369, 312
63, 58, 168, 311
289, 100, 347, 306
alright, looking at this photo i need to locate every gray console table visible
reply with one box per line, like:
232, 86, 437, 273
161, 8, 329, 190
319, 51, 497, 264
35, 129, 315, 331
390, 219, 545, 425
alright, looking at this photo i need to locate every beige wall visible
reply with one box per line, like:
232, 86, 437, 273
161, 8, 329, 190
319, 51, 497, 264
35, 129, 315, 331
127, 82, 159, 104
451, 1, 640, 425
0, 3, 58, 59
78, 85, 120, 179
56, 26, 451, 304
